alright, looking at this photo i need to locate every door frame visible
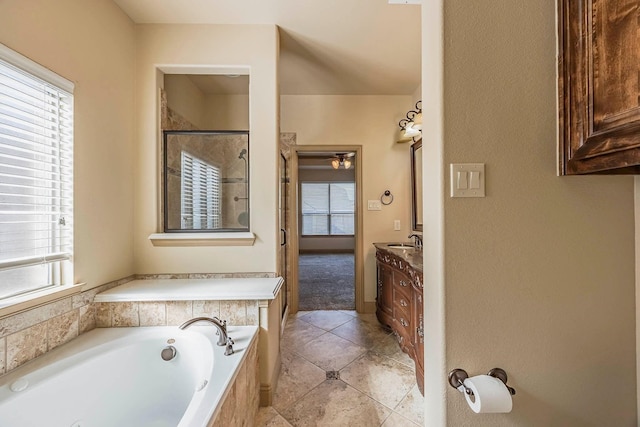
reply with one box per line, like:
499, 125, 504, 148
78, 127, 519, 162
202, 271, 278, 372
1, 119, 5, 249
288, 144, 364, 314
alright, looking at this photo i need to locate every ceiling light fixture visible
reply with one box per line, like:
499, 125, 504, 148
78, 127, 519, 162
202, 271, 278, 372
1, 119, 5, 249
331, 153, 354, 169
397, 100, 422, 143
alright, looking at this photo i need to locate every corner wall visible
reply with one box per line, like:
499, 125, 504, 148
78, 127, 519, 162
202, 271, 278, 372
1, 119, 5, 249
0, 0, 136, 289
426, 0, 637, 425
134, 24, 279, 274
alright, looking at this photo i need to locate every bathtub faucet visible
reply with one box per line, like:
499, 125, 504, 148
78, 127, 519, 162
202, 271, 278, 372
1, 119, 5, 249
178, 317, 234, 355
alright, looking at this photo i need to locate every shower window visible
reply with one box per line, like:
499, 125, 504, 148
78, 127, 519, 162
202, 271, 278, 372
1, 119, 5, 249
301, 182, 355, 236
163, 131, 249, 232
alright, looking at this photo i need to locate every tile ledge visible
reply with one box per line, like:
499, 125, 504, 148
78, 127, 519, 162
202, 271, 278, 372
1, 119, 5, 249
148, 232, 256, 247
0, 283, 86, 319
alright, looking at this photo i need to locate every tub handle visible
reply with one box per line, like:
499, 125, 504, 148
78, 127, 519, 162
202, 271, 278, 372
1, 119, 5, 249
225, 337, 235, 356
161, 345, 177, 361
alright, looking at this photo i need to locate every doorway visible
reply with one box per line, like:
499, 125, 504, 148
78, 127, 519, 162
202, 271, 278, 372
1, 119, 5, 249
288, 145, 364, 313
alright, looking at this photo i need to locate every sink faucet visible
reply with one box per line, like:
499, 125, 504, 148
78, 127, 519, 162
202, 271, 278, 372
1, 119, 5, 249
408, 233, 423, 250
179, 316, 234, 355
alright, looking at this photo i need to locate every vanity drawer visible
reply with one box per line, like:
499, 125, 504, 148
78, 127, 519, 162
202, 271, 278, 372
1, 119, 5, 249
393, 304, 412, 339
393, 272, 412, 302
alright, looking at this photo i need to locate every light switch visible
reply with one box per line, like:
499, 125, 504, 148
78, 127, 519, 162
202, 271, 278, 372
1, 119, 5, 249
457, 171, 468, 189
394, 220, 401, 230
368, 200, 382, 211
450, 163, 485, 197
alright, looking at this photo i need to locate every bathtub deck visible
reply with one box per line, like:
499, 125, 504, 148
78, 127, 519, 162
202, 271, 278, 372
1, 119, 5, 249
94, 277, 283, 302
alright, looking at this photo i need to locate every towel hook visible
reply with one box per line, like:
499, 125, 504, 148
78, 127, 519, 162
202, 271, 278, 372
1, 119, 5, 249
380, 190, 394, 205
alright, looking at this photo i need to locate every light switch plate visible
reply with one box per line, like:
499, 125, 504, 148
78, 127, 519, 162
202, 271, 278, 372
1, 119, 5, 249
368, 200, 382, 211
450, 163, 485, 197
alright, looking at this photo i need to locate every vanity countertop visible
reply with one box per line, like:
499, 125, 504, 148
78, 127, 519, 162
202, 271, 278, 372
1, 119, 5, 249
374, 243, 423, 272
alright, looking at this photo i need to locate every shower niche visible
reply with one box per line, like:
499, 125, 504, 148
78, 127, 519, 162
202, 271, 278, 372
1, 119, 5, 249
163, 130, 249, 232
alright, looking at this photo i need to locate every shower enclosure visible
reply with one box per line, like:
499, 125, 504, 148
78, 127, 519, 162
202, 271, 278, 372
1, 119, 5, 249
163, 130, 249, 232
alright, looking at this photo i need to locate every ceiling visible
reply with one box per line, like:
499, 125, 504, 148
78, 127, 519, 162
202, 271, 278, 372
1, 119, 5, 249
112, 0, 421, 95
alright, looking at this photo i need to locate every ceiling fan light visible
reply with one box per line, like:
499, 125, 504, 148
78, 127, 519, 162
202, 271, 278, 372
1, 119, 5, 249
343, 158, 352, 169
331, 158, 340, 169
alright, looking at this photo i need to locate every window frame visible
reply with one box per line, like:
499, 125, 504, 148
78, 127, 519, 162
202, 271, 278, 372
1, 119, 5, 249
0, 42, 76, 312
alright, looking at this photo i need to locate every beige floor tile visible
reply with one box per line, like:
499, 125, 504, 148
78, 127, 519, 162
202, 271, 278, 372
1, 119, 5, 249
264, 414, 294, 427
299, 310, 354, 331
340, 352, 417, 409
331, 316, 390, 348
339, 310, 358, 317
295, 332, 366, 371
272, 351, 327, 412
370, 333, 415, 368
256, 407, 279, 426
381, 412, 420, 427
282, 317, 326, 346
394, 384, 424, 426
281, 380, 391, 427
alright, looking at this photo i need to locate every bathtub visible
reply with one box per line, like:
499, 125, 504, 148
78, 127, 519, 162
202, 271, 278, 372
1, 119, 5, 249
0, 325, 258, 427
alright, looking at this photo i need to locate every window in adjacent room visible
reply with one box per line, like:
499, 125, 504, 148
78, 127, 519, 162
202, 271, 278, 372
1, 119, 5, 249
0, 43, 74, 301
301, 182, 355, 235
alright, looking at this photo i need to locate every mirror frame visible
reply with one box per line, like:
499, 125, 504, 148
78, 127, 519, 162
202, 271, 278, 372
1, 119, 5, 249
410, 138, 423, 232
162, 130, 250, 233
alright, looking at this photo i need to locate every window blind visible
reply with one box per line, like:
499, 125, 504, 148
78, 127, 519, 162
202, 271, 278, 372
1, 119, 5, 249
181, 151, 221, 230
301, 182, 354, 236
0, 44, 74, 299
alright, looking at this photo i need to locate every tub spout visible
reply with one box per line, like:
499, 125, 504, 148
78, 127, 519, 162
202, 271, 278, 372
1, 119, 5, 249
179, 317, 229, 347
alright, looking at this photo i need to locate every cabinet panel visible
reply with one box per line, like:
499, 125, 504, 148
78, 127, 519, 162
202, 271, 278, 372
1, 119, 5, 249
375, 247, 424, 395
558, 0, 640, 174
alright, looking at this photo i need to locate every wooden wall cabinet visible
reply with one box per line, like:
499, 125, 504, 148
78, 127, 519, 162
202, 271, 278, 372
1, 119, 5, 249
375, 248, 424, 394
558, 0, 640, 174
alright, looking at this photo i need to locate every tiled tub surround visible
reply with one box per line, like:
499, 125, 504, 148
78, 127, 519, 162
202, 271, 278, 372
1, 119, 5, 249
0, 275, 135, 376
94, 277, 285, 407
0, 273, 276, 378
0, 326, 259, 427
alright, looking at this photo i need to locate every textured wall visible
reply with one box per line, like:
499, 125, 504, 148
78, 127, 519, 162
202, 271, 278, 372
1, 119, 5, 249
423, 0, 637, 425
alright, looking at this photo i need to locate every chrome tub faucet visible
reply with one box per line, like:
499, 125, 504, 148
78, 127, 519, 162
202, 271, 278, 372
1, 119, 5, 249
179, 316, 234, 355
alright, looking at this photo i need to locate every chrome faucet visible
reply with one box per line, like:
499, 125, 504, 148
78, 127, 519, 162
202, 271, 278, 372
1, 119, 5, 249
179, 316, 234, 355
408, 233, 423, 250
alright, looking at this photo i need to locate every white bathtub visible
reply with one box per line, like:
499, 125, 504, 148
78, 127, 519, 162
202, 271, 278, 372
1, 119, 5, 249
0, 325, 258, 427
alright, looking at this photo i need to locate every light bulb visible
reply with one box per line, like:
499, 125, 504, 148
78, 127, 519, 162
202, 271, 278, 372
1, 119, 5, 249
343, 159, 352, 169
331, 158, 340, 169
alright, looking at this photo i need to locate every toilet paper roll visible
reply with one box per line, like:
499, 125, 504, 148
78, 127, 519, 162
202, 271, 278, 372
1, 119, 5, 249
463, 375, 513, 414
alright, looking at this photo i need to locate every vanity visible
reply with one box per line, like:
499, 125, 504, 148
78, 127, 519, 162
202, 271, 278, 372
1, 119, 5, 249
374, 243, 424, 395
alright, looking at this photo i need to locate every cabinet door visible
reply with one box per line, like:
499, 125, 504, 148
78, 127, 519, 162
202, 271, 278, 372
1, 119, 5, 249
376, 262, 393, 320
558, 0, 640, 174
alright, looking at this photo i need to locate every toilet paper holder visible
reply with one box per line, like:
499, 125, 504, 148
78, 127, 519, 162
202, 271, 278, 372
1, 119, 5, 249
448, 368, 516, 396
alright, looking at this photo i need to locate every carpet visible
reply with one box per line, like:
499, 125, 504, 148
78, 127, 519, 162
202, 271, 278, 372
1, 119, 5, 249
298, 253, 355, 311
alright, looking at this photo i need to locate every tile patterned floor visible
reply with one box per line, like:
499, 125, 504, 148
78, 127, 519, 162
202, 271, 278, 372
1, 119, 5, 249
257, 310, 424, 427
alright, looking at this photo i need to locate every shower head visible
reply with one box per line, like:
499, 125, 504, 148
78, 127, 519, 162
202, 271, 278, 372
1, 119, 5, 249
238, 149, 247, 160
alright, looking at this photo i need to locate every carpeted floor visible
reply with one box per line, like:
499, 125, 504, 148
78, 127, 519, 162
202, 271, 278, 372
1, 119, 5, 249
298, 253, 355, 311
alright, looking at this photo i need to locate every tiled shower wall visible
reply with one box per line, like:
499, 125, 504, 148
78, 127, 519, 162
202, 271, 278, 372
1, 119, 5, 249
0, 272, 275, 377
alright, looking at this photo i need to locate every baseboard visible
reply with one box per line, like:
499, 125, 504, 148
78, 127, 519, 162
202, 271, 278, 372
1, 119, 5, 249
362, 301, 376, 314
299, 249, 355, 254
260, 350, 282, 407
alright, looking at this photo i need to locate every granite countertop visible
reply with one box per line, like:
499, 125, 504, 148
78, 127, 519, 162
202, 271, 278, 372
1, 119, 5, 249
374, 242, 423, 272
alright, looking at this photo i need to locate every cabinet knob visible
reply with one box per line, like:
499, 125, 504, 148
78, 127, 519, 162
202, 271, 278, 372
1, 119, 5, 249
399, 280, 408, 287
400, 299, 408, 307
400, 318, 408, 327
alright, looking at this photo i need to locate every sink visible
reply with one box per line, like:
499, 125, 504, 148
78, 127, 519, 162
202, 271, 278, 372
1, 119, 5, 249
386, 243, 415, 249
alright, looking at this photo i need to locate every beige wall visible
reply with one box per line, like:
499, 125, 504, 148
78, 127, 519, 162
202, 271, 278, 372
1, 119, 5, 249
0, 0, 136, 289
164, 74, 207, 129
134, 24, 279, 274
204, 94, 250, 130
281, 95, 415, 303
424, 0, 637, 425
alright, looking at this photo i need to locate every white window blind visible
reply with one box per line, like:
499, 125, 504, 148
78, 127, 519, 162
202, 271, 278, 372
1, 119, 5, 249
181, 151, 221, 230
0, 44, 74, 300
301, 182, 355, 235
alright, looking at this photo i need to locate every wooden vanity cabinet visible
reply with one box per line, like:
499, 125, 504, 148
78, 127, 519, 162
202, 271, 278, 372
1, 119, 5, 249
375, 249, 424, 394
558, 0, 640, 174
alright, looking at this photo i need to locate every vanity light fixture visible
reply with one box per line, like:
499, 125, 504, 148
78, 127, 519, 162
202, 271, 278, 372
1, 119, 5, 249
331, 153, 354, 169
397, 100, 422, 143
